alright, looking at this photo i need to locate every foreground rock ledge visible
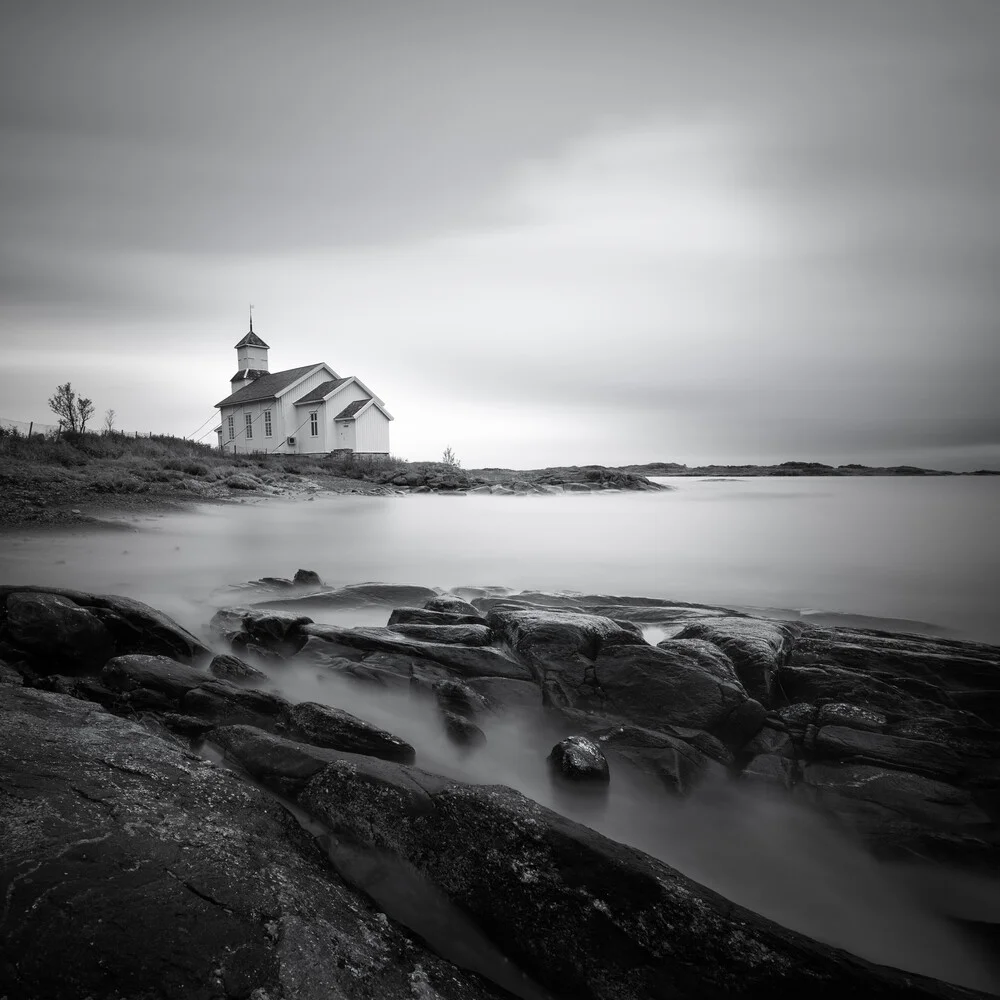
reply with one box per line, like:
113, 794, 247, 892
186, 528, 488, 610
0, 686, 508, 1000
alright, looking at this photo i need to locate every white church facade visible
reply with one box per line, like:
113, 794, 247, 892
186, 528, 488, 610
215, 321, 393, 456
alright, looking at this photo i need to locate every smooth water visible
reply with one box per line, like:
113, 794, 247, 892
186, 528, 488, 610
2, 476, 998, 642
2, 476, 1000, 991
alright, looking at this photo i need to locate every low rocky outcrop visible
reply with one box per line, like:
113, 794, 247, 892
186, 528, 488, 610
289, 751, 981, 1000
388, 606, 486, 627
254, 582, 440, 611
0, 687, 507, 1000
209, 651, 269, 683
0, 584, 209, 672
389, 622, 494, 646
300, 624, 533, 681
4, 580, 1000, 998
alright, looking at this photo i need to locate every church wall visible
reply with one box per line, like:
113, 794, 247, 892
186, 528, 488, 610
355, 406, 391, 454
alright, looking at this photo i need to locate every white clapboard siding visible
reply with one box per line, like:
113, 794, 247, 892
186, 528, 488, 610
355, 405, 391, 454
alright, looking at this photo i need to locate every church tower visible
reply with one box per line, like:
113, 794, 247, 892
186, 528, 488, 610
231, 308, 269, 392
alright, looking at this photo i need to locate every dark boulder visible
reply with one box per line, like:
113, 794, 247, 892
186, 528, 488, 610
674, 617, 801, 703
388, 606, 485, 627
241, 608, 313, 655
441, 709, 487, 749
0, 687, 506, 1000
484, 606, 646, 682
102, 653, 208, 699
209, 723, 346, 791
281, 700, 416, 763
423, 595, 483, 617
547, 735, 610, 783
0, 584, 209, 664
584, 640, 766, 748
3, 591, 115, 672
293, 567, 323, 586
301, 624, 532, 680
389, 622, 494, 646
209, 652, 269, 684
181, 678, 288, 728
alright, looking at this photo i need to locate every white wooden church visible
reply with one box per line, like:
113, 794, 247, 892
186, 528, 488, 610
214, 319, 393, 455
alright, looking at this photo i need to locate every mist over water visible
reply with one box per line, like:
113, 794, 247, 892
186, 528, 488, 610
2, 476, 997, 642
2, 476, 1000, 990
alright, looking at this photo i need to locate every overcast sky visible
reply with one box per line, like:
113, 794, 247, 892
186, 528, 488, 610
2, 1, 998, 469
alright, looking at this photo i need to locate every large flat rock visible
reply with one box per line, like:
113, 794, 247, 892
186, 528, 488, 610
0, 686, 506, 1000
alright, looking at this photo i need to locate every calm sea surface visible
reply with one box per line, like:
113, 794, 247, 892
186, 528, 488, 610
1, 475, 997, 643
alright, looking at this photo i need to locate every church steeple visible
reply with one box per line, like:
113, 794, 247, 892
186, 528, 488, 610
230, 309, 270, 390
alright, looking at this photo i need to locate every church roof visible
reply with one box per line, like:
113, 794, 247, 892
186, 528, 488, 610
215, 364, 321, 407
229, 369, 268, 382
234, 331, 270, 350
334, 398, 372, 419
292, 378, 351, 405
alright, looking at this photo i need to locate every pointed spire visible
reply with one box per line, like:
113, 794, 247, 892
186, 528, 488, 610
249, 303, 254, 334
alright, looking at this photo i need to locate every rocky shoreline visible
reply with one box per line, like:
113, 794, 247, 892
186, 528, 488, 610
2, 576, 999, 998
0, 460, 664, 532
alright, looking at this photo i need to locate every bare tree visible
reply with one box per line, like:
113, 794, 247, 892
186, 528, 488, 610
103, 408, 116, 434
76, 397, 95, 434
442, 445, 460, 468
48, 382, 79, 433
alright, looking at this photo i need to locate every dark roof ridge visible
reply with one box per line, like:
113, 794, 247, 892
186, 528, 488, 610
216, 363, 325, 408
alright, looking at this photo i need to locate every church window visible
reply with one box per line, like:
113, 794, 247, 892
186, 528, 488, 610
227, 416, 234, 440
264, 410, 272, 437
310, 411, 319, 436
245, 414, 253, 439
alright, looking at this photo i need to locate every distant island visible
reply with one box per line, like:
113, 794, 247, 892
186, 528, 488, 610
616, 460, 999, 477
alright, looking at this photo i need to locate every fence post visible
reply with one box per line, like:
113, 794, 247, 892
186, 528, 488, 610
28, 422, 32, 437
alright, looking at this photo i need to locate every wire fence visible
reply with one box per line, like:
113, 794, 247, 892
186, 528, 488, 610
0, 417, 60, 437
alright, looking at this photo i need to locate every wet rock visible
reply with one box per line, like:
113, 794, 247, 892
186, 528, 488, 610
441, 709, 487, 748
209, 652, 269, 684
209, 723, 344, 791
798, 762, 998, 866
297, 754, 978, 1000
591, 723, 730, 794
0, 659, 23, 686
241, 608, 313, 655
0, 584, 209, 664
102, 653, 208, 699
464, 676, 542, 712
302, 624, 532, 680
254, 583, 439, 611
388, 622, 494, 646
547, 735, 610, 783
281, 701, 416, 764
484, 606, 646, 682
181, 679, 287, 728
0, 687, 505, 1000
428, 677, 494, 718
293, 567, 323, 586
230, 632, 288, 666
3, 591, 115, 673
674, 617, 801, 703
581, 640, 766, 748
816, 702, 887, 732
423, 596, 483, 617
388, 606, 485, 627
812, 726, 967, 781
